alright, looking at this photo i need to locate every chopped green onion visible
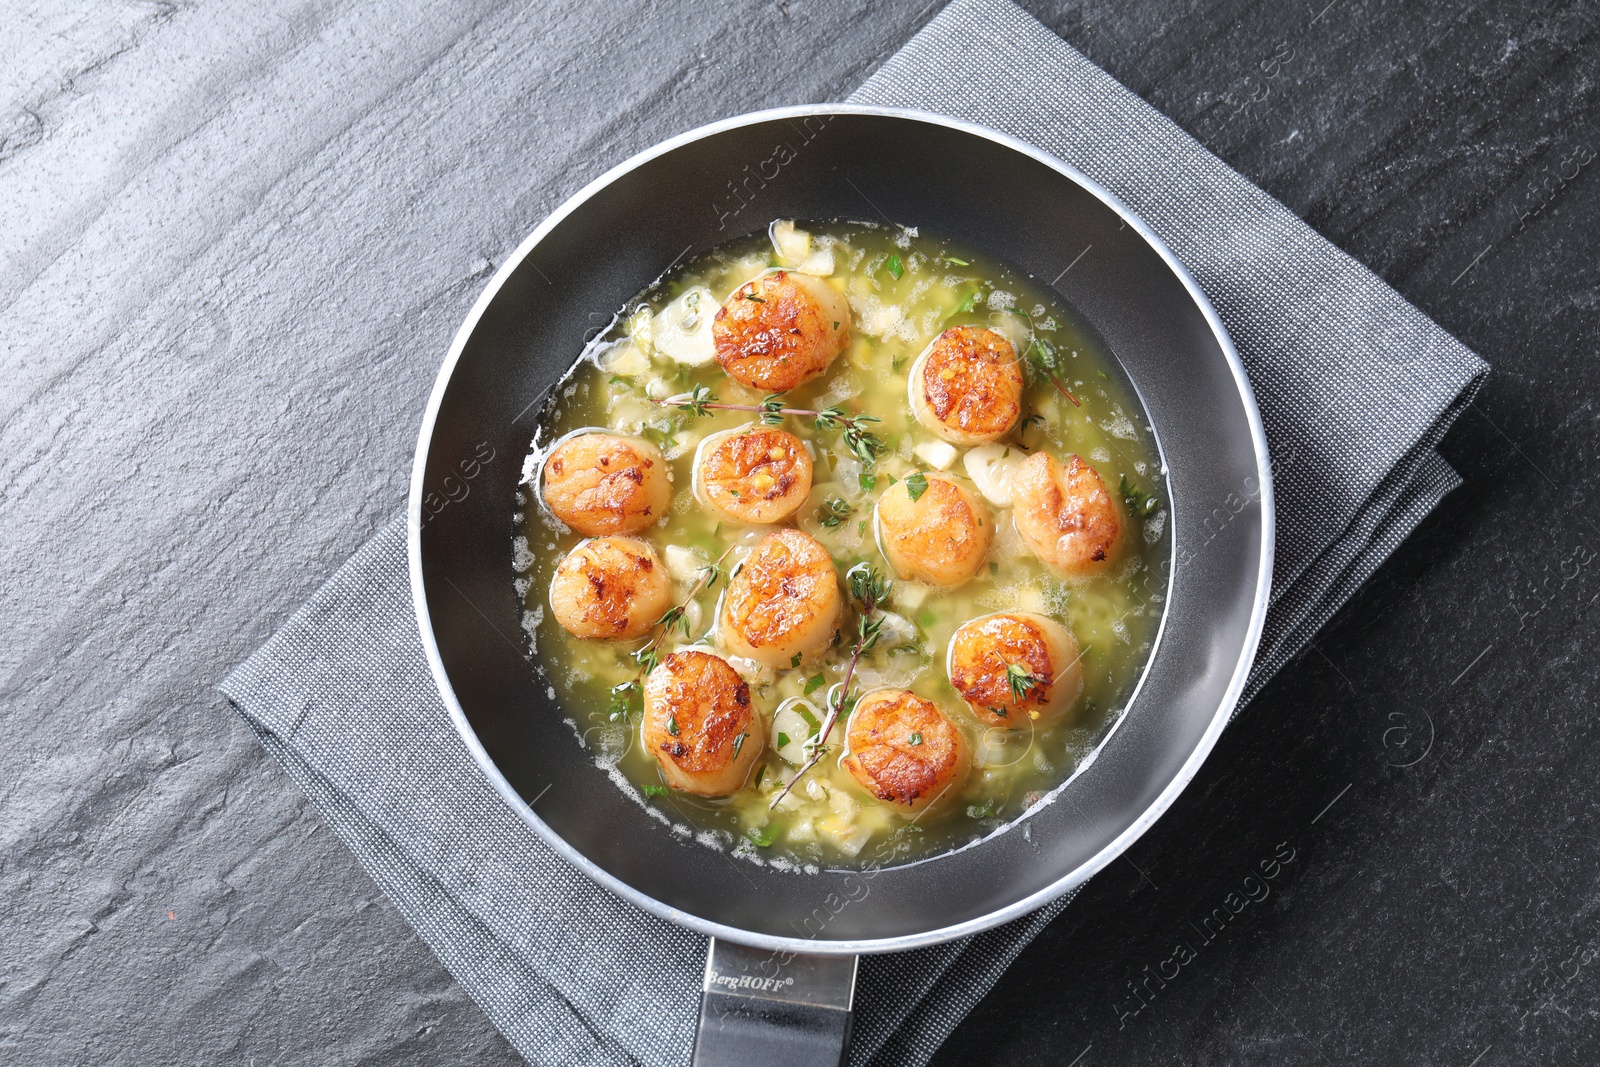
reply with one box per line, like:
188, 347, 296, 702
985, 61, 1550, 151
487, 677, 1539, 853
904, 471, 929, 503
794, 702, 821, 734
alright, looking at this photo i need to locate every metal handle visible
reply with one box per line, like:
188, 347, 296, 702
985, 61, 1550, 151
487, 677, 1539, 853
692, 938, 857, 1067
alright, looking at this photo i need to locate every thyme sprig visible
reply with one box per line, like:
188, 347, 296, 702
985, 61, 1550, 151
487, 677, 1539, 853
768, 562, 892, 809
815, 496, 853, 528
1005, 662, 1043, 705
653, 390, 888, 468
1004, 306, 1082, 408
1118, 473, 1161, 517
608, 548, 732, 721
979, 654, 1043, 720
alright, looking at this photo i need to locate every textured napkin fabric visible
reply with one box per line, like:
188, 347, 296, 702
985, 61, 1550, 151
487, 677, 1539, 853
849, 0, 1486, 702
222, 0, 1488, 1063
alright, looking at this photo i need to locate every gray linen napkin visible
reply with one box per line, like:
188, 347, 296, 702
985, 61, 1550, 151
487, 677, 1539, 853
848, 0, 1487, 702
221, 0, 1487, 1063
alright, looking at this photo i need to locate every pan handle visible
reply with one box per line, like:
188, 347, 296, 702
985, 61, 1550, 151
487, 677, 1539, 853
692, 938, 857, 1067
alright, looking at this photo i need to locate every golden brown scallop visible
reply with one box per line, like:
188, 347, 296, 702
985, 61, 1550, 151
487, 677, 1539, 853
908, 326, 1024, 445
841, 689, 968, 811
641, 651, 762, 796
712, 270, 851, 392
719, 528, 841, 668
874, 473, 993, 588
541, 432, 672, 536
693, 424, 814, 525
946, 612, 1083, 728
548, 536, 672, 640
1010, 451, 1122, 575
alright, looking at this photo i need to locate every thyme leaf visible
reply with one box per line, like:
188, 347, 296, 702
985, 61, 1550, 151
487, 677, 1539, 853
608, 680, 641, 722
816, 496, 853, 528
1118, 473, 1160, 516
681, 384, 717, 418
1006, 662, 1042, 705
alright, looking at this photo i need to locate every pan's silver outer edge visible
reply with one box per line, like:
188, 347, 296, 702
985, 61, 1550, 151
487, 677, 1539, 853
408, 104, 1276, 956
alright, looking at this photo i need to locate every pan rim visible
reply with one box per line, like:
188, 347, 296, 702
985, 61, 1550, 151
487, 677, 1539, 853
409, 103, 1275, 956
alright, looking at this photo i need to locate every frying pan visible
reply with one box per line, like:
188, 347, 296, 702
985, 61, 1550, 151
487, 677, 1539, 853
410, 106, 1273, 1064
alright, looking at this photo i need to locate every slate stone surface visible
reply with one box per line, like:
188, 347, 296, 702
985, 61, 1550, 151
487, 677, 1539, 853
1, 1, 1595, 1065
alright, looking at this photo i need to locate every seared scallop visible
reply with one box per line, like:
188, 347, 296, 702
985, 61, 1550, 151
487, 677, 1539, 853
908, 326, 1024, 445
693, 424, 814, 525
642, 650, 762, 796
874, 473, 993, 588
947, 612, 1082, 728
719, 529, 841, 668
541, 432, 672, 536
712, 270, 851, 392
1011, 451, 1122, 575
549, 536, 672, 640
841, 688, 968, 811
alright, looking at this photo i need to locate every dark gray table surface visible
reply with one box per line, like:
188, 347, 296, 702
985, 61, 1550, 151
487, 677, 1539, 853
2, 1, 1595, 1064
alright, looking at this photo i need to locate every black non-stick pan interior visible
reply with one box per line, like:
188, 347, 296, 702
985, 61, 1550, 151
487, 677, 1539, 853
412, 109, 1270, 952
